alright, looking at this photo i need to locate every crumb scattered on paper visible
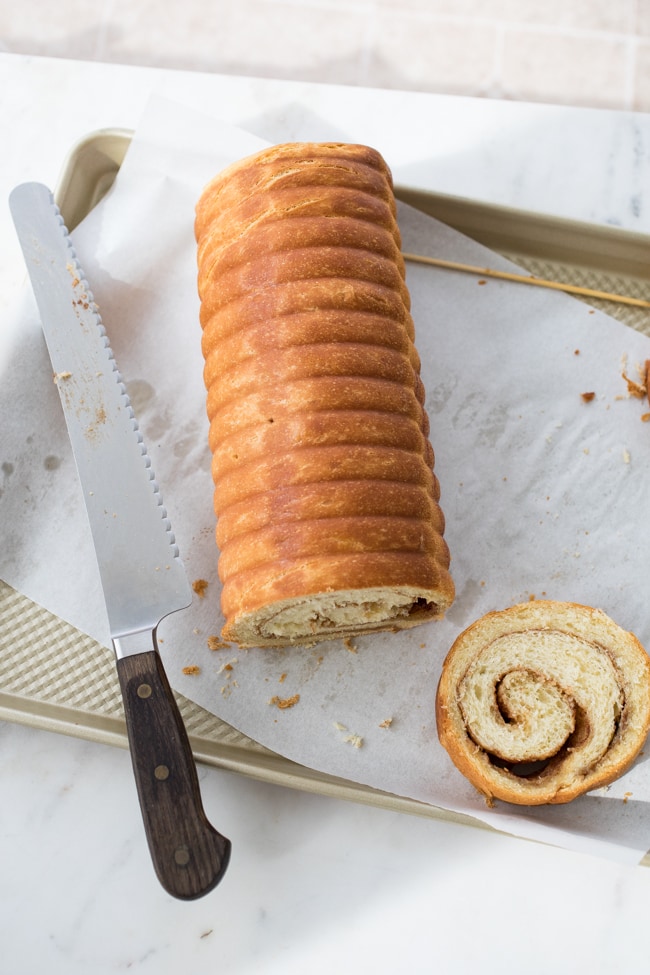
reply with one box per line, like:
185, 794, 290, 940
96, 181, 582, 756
379, 717, 393, 729
269, 693, 300, 709
623, 448, 631, 464
192, 578, 209, 598
580, 391, 595, 402
343, 637, 358, 653
53, 371, 72, 384
333, 722, 363, 747
207, 635, 229, 650
622, 370, 646, 399
217, 658, 238, 674
279, 672, 287, 683
182, 665, 200, 675
344, 734, 363, 749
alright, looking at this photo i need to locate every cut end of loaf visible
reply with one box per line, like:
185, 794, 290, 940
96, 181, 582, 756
222, 586, 450, 648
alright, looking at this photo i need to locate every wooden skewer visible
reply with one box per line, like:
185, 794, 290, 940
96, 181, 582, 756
402, 252, 650, 310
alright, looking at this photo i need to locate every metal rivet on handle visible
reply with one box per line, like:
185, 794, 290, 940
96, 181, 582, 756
174, 847, 191, 866
154, 764, 170, 780
137, 683, 152, 698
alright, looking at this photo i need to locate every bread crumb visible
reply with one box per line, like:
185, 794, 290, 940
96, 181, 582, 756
53, 371, 72, 383
622, 370, 646, 399
207, 635, 229, 650
574, 349, 580, 355
343, 637, 358, 653
182, 665, 200, 676
192, 578, 209, 598
334, 722, 363, 746
580, 391, 595, 402
344, 734, 363, 749
379, 717, 393, 729
623, 448, 631, 464
623, 791, 633, 804
642, 413, 650, 423
279, 672, 287, 683
269, 693, 300, 709
217, 658, 238, 674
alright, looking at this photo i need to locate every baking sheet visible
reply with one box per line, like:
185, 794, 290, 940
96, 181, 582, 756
3, 95, 650, 863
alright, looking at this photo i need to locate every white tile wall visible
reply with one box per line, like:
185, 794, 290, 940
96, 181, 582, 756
2, 0, 650, 111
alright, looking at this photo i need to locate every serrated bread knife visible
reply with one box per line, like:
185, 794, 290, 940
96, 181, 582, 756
9, 182, 231, 900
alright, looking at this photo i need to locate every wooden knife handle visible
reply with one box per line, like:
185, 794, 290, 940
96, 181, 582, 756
116, 648, 231, 899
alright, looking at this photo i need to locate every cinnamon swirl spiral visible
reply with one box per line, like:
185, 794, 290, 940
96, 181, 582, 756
436, 601, 650, 805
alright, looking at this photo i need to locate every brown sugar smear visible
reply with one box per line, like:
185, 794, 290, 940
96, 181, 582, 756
195, 142, 454, 647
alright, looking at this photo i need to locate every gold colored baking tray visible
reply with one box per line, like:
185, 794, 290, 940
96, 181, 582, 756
3, 129, 650, 850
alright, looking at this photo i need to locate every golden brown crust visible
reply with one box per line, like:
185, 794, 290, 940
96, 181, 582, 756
221, 552, 450, 625
195, 141, 454, 646
201, 310, 419, 367
436, 601, 650, 805
207, 377, 429, 447
204, 343, 420, 412
218, 515, 451, 580
210, 410, 433, 480
199, 215, 405, 286
199, 276, 414, 335
215, 480, 445, 544
212, 445, 438, 513
195, 142, 397, 240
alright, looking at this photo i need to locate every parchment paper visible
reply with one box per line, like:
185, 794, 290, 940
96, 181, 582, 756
3, 94, 650, 863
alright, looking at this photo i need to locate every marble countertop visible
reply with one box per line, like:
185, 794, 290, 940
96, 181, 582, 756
2, 52, 650, 975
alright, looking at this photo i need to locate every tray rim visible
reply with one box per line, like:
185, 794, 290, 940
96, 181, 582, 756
54, 127, 650, 278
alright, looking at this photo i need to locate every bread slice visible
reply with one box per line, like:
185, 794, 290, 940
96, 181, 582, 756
194, 142, 454, 647
436, 600, 650, 805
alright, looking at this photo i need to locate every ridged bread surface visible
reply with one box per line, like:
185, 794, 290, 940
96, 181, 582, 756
195, 142, 454, 647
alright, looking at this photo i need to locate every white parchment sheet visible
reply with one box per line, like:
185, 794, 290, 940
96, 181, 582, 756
3, 95, 650, 863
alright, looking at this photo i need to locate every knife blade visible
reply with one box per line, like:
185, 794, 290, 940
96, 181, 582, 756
9, 181, 231, 900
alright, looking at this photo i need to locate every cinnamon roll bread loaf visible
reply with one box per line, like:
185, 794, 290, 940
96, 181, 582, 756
195, 142, 454, 647
436, 601, 650, 805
